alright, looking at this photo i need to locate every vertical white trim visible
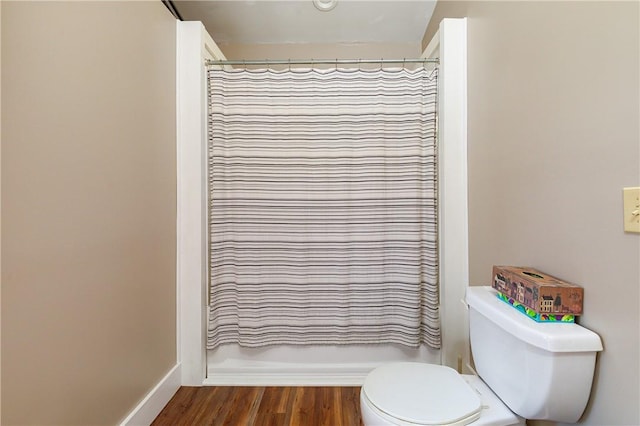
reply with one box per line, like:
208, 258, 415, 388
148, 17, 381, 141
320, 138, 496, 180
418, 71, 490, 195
176, 21, 226, 386
177, 20, 206, 386
436, 18, 469, 372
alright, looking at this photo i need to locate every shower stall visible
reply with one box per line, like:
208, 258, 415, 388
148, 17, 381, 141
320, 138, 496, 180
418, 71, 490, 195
176, 18, 468, 386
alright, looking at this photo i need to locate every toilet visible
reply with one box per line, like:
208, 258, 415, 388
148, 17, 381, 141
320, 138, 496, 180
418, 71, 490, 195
360, 286, 603, 425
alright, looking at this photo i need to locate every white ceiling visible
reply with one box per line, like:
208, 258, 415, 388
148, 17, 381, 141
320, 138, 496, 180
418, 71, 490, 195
174, 1, 437, 45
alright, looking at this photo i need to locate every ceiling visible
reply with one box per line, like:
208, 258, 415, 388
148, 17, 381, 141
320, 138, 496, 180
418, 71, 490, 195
173, 1, 437, 45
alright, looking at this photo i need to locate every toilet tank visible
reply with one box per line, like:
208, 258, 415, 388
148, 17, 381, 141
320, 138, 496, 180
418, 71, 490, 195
466, 286, 603, 422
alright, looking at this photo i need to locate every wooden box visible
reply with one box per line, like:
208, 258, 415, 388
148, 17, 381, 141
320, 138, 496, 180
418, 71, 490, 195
492, 266, 584, 317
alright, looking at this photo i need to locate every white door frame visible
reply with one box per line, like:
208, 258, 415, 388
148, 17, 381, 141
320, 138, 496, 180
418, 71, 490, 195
176, 21, 226, 386
176, 19, 469, 385
423, 18, 470, 372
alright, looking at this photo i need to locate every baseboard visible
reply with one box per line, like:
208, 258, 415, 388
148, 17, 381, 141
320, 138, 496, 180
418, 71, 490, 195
119, 363, 181, 426
204, 360, 376, 386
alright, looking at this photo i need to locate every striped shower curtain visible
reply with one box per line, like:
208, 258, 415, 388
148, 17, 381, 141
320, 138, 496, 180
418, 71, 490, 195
207, 67, 440, 349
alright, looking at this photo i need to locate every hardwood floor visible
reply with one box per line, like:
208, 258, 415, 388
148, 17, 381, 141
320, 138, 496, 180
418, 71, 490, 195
152, 386, 364, 426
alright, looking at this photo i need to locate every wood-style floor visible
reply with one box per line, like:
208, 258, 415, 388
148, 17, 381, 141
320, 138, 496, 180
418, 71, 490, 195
152, 386, 364, 426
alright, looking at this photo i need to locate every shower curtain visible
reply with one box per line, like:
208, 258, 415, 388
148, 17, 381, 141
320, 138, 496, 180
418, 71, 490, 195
207, 66, 439, 350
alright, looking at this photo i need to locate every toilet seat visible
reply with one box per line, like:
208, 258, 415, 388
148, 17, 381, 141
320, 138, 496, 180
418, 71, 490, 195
361, 362, 482, 426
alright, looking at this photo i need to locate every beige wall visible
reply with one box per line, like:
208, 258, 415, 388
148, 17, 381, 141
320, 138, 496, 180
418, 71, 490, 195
1, 2, 176, 425
425, 1, 639, 425
217, 41, 422, 69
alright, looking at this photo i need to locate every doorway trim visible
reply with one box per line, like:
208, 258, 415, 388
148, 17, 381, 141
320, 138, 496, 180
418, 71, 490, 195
176, 21, 226, 386
428, 18, 470, 372
176, 18, 469, 385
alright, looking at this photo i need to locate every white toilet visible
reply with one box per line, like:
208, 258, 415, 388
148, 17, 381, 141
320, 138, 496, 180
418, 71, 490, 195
360, 286, 603, 425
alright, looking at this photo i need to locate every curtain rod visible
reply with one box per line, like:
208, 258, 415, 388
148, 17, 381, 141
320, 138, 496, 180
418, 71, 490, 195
205, 58, 439, 67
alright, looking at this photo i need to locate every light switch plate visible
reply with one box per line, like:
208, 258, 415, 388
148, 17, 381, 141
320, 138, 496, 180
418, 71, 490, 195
623, 187, 640, 233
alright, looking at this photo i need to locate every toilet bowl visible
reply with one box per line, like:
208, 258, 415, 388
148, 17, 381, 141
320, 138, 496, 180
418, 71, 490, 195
359, 362, 524, 426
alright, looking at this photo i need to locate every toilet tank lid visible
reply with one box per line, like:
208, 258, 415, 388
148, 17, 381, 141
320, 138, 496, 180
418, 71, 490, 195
466, 286, 603, 353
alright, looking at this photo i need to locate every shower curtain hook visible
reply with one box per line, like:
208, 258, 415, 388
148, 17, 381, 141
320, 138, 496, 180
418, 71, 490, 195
403, 58, 406, 68
380, 58, 383, 69
335, 59, 338, 71
288, 59, 291, 71
358, 59, 362, 71
242, 59, 246, 69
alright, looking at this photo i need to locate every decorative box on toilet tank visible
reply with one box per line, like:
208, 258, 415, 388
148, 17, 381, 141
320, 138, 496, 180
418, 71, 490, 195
492, 266, 584, 322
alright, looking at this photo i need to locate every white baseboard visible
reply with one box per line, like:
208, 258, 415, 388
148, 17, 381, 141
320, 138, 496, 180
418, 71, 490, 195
204, 360, 377, 386
119, 363, 181, 426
